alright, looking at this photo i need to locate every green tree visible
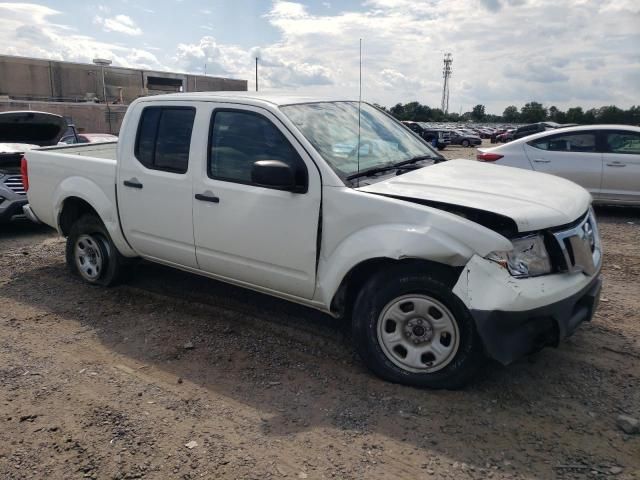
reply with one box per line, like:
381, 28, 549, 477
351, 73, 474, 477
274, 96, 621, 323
389, 103, 406, 120
597, 105, 625, 123
471, 104, 486, 121
430, 108, 445, 122
446, 112, 461, 122
520, 102, 547, 123
565, 107, 584, 124
502, 105, 519, 122
584, 108, 597, 124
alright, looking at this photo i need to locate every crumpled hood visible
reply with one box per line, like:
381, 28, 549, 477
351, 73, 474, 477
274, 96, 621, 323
0, 111, 67, 146
358, 159, 592, 232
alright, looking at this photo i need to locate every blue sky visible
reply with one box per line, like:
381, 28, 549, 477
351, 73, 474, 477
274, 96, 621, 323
1, 0, 639, 113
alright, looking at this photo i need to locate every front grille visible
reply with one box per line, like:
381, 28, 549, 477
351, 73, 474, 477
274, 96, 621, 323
552, 209, 601, 275
3, 175, 26, 195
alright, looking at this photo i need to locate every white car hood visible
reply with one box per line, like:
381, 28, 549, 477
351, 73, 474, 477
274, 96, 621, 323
358, 159, 591, 232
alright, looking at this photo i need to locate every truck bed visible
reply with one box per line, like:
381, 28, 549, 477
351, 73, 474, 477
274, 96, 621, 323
24, 142, 118, 232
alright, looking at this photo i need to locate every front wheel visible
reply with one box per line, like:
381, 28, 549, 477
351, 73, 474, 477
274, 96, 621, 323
66, 214, 129, 286
461, 139, 470, 147
351, 265, 484, 389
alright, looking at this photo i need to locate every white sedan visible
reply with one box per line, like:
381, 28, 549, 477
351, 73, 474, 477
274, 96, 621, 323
477, 125, 640, 205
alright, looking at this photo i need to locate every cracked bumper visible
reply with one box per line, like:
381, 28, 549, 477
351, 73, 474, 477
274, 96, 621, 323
453, 255, 602, 364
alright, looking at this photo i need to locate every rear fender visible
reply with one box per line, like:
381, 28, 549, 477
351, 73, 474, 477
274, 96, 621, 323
53, 176, 136, 256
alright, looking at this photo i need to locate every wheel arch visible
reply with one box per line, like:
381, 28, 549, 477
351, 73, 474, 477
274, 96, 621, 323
329, 257, 462, 319
53, 177, 136, 256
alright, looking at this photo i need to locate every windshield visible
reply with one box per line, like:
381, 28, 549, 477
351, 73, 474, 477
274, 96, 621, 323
281, 101, 440, 178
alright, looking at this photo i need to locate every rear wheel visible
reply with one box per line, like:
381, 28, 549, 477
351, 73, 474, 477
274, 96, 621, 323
461, 139, 470, 147
66, 215, 129, 286
351, 264, 484, 389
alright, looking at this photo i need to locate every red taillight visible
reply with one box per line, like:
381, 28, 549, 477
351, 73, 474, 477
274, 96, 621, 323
477, 152, 504, 162
20, 156, 29, 192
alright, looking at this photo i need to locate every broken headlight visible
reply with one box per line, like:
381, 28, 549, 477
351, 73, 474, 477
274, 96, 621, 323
486, 234, 552, 278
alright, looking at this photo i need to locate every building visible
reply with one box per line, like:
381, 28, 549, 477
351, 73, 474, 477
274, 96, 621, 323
0, 54, 247, 134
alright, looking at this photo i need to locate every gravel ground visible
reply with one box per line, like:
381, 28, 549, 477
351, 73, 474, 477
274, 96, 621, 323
439, 139, 492, 161
0, 202, 639, 479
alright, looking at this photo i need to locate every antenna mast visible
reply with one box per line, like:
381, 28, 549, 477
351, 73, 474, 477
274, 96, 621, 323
356, 38, 362, 184
441, 53, 453, 114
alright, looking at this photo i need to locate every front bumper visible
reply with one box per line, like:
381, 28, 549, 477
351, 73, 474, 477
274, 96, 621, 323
0, 197, 27, 222
453, 255, 602, 365
471, 274, 601, 364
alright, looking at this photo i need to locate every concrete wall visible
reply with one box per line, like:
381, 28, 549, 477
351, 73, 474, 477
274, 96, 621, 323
0, 54, 247, 104
0, 100, 129, 134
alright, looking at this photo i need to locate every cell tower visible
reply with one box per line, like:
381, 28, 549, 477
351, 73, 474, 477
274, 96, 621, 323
441, 53, 453, 114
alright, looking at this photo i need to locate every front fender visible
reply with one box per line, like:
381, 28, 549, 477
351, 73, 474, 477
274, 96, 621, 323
53, 177, 136, 256
315, 222, 510, 308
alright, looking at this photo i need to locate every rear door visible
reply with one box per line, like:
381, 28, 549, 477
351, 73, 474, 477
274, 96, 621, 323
601, 129, 640, 203
523, 130, 602, 199
192, 104, 321, 299
117, 103, 199, 268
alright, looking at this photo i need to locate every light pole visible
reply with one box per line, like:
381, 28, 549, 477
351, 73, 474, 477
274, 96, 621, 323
93, 58, 113, 134
255, 56, 259, 92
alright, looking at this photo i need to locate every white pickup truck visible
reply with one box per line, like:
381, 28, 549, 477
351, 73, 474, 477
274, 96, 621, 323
22, 93, 602, 388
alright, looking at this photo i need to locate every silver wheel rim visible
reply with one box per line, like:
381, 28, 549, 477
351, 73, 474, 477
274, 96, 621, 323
377, 294, 460, 373
74, 234, 105, 282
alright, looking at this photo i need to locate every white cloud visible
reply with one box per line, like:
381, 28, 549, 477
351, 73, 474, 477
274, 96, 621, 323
0, 1, 638, 113
0, 3, 162, 69
94, 14, 142, 36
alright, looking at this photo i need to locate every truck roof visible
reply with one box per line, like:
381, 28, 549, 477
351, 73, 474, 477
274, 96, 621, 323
137, 91, 354, 107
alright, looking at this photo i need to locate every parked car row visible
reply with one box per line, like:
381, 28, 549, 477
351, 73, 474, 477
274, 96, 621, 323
402, 122, 482, 149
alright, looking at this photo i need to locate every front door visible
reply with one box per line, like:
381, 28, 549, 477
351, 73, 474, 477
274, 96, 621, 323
523, 130, 603, 199
117, 104, 198, 268
192, 105, 321, 299
601, 130, 640, 204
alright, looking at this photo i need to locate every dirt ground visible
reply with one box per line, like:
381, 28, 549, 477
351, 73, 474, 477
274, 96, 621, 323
1, 199, 639, 478
440, 139, 492, 161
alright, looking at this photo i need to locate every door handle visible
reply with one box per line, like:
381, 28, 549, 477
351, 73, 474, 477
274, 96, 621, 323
533, 158, 550, 163
123, 179, 143, 189
195, 193, 220, 203
606, 162, 626, 167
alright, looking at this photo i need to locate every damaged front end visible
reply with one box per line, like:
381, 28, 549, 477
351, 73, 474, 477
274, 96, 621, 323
452, 209, 603, 365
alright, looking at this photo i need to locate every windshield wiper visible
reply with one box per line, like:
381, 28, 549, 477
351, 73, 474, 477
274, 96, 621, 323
346, 155, 437, 181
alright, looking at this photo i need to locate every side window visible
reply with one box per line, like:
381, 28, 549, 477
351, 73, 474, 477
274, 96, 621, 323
606, 131, 640, 155
529, 132, 596, 152
208, 110, 307, 187
134, 107, 195, 173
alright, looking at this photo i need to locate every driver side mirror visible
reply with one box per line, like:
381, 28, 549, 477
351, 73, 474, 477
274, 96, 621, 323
251, 160, 305, 193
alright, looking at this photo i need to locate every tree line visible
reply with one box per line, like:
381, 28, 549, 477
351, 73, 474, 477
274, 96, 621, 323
381, 101, 640, 125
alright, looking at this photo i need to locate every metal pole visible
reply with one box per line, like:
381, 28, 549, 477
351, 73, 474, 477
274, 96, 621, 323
255, 57, 259, 92
101, 66, 112, 134
101, 66, 107, 104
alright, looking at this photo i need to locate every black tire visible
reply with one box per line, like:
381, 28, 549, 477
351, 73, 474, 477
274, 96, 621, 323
351, 264, 484, 389
65, 214, 130, 286
461, 139, 470, 147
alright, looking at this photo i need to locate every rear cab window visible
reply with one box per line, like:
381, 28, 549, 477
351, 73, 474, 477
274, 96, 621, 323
134, 106, 196, 173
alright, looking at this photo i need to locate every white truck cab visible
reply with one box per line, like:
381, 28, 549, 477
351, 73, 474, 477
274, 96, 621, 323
22, 93, 602, 388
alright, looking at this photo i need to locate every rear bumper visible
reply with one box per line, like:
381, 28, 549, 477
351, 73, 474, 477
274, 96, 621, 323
471, 274, 601, 364
22, 204, 41, 224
